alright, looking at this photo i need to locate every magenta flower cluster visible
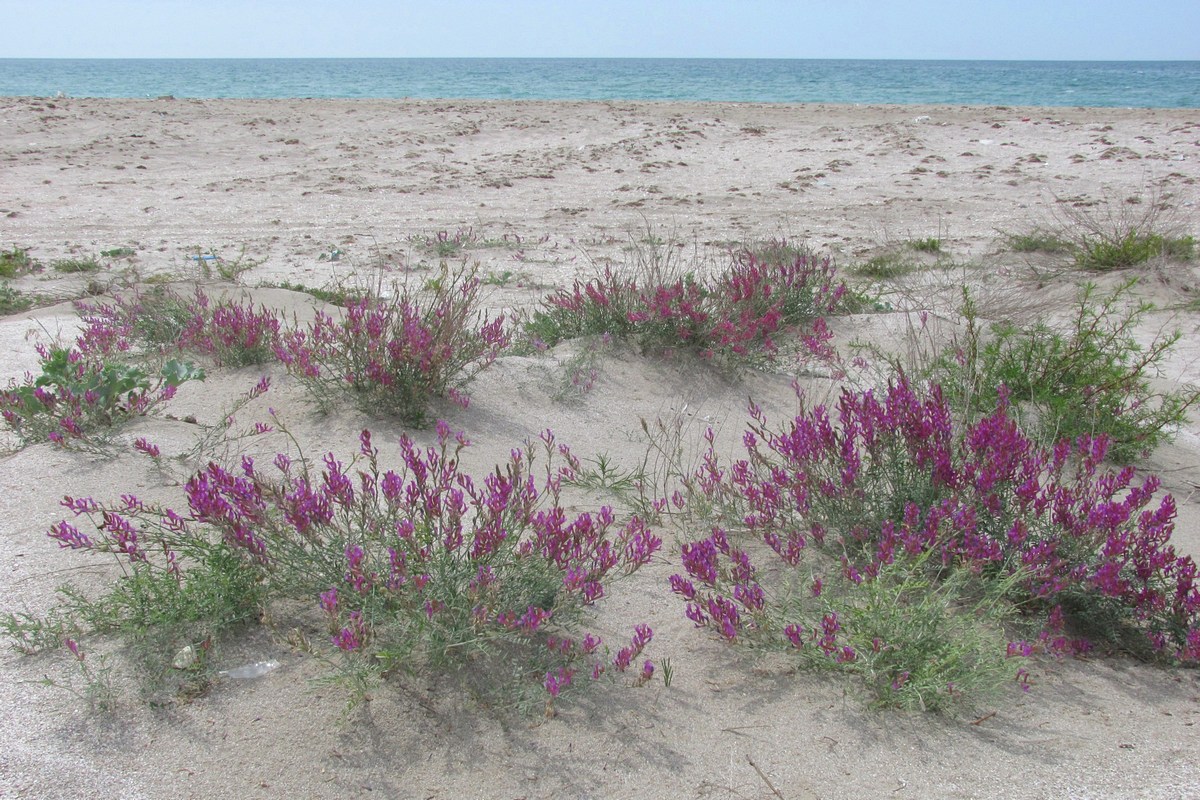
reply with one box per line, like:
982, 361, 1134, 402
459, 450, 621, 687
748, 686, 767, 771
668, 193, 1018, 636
0, 342, 194, 448
532, 252, 852, 367
275, 271, 510, 424
76, 287, 281, 367
177, 290, 281, 367
47, 421, 661, 703
672, 376, 1200, 684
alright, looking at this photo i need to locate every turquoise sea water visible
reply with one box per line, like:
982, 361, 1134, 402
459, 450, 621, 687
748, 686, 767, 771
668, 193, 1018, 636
0, 58, 1197, 107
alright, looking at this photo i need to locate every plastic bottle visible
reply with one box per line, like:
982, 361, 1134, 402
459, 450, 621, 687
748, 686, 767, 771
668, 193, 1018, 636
221, 660, 280, 679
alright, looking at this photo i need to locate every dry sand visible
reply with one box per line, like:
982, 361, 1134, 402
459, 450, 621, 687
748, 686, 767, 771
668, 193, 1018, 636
2, 97, 1200, 799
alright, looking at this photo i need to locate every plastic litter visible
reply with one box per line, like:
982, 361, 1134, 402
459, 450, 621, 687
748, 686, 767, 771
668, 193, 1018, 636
221, 659, 280, 679
188, 254, 218, 261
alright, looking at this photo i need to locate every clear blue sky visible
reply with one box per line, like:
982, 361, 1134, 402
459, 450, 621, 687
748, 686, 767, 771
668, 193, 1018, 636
3, 0, 1197, 60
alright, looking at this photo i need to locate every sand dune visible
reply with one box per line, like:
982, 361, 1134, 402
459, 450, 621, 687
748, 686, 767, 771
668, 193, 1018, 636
2, 98, 1199, 799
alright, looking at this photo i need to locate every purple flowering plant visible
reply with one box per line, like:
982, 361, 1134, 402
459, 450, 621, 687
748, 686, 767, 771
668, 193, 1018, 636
671, 375, 1199, 711
20, 421, 660, 712
523, 249, 860, 371
274, 264, 510, 425
0, 344, 203, 450
76, 285, 282, 367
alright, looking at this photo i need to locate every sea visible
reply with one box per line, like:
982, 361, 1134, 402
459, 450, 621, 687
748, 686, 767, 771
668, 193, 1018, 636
0, 58, 1197, 107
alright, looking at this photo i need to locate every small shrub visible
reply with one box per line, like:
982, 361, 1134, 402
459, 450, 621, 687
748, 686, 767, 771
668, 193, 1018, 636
0, 247, 35, 278
188, 246, 261, 282
127, 286, 197, 349
522, 268, 640, 348
739, 237, 813, 265
0, 345, 204, 449
77, 287, 282, 367
415, 229, 471, 258
1055, 192, 1196, 271
410, 229, 518, 260
932, 280, 1200, 461
670, 378, 1199, 711
179, 290, 281, 367
100, 247, 136, 259
524, 251, 858, 370
14, 425, 661, 712
275, 264, 510, 425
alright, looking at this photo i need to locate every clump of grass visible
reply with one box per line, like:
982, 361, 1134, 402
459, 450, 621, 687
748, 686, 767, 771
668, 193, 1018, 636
907, 237, 943, 253
0, 282, 34, 315
100, 247, 136, 259
414, 229, 472, 259
1006, 229, 1074, 254
853, 253, 918, 280
125, 285, 197, 349
269, 280, 366, 307
739, 237, 813, 265
0, 344, 204, 450
1075, 231, 1195, 271
410, 229, 521, 260
187, 246, 262, 282
180, 291, 281, 367
0, 247, 36, 278
52, 257, 103, 274
77, 286, 282, 368
1050, 190, 1196, 271
7, 424, 662, 713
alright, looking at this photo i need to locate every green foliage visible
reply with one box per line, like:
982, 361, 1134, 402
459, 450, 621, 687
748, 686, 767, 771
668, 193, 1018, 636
0, 345, 204, 448
933, 280, 1199, 461
128, 285, 197, 348
810, 556, 1022, 712
188, 246, 262, 282
1075, 231, 1195, 271
907, 237, 943, 253
740, 237, 814, 265
1006, 230, 1074, 254
410, 229, 518, 260
564, 451, 645, 498
52, 257, 103, 274
276, 264, 510, 425
522, 269, 639, 348
269, 280, 365, 307
79, 286, 282, 368
523, 250, 856, 372
0, 282, 34, 315
674, 376, 1196, 713
0, 247, 35, 278
853, 253, 917, 280
15, 426, 660, 712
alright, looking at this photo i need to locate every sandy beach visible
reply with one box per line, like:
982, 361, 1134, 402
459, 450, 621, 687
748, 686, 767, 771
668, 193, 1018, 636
2, 97, 1200, 799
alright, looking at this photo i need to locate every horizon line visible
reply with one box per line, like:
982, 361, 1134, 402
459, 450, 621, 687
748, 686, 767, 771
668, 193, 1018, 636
3, 56, 1198, 63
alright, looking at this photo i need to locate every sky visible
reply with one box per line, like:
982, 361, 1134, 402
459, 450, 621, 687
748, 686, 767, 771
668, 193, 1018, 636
2, 0, 1197, 61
